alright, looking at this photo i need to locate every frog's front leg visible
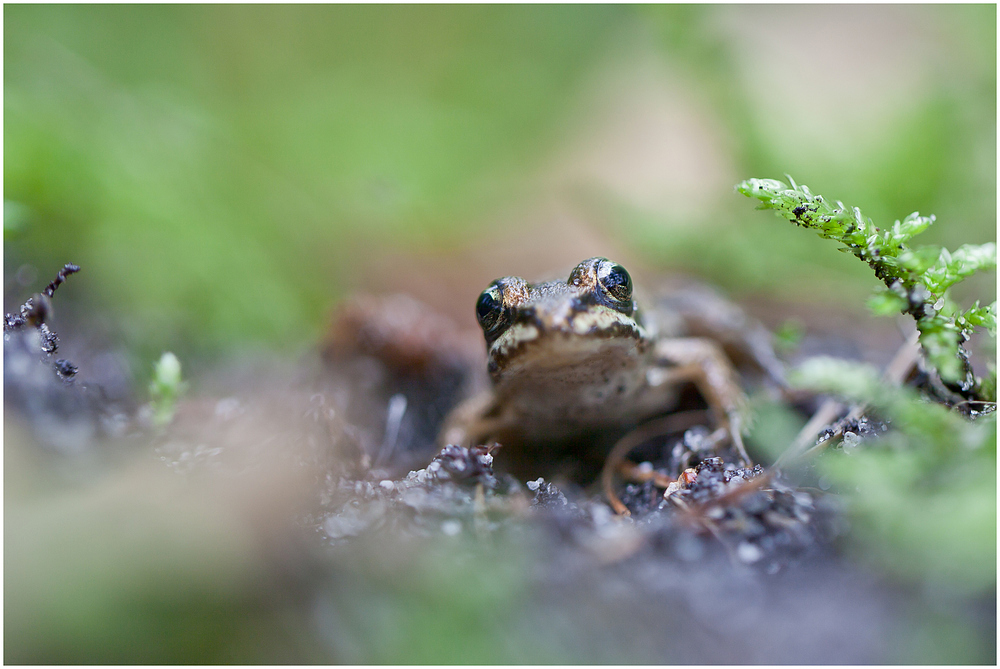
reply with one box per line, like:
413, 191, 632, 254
650, 337, 751, 466
438, 390, 506, 448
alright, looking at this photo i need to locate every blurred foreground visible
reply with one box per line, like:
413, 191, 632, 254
6, 354, 994, 664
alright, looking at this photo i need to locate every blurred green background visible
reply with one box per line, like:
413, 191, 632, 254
4, 6, 996, 664
5, 4, 995, 374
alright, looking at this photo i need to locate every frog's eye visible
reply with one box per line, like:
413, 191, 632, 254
475, 284, 505, 333
597, 260, 632, 303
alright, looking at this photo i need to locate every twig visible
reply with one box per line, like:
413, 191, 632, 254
774, 331, 921, 468
43, 264, 81, 298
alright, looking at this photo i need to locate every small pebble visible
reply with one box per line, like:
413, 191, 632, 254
705, 505, 725, 520
842, 431, 860, 454
737, 542, 764, 564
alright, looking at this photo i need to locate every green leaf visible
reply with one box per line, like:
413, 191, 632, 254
923, 243, 997, 294
888, 212, 935, 246
962, 301, 997, 336
867, 289, 908, 316
897, 246, 943, 275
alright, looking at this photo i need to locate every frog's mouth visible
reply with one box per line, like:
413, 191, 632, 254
486, 306, 648, 382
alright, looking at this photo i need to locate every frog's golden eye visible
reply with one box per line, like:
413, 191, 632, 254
597, 260, 632, 304
476, 284, 505, 334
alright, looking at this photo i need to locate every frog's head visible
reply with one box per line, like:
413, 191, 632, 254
474, 257, 651, 385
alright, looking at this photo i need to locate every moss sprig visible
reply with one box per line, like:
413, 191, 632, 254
791, 356, 996, 591
149, 352, 186, 427
737, 177, 996, 403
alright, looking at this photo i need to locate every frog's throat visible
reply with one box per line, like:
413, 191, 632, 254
486, 313, 649, 381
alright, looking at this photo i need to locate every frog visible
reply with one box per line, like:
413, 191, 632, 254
438, 256, 779, 483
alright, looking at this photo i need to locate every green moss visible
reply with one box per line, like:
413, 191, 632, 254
737, 177, 996, 401
791, 357, 996, 593
149, 352, 186, 427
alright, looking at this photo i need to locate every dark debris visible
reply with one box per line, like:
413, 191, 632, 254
816, 413, 889, 452
666, 457, 841, 574
527, 477, 571, 508
3, 264, 128, 452
427, 443, 498, 489
318, 445, 524, 544
314, 432, 842, 578
53, 358, 79, 382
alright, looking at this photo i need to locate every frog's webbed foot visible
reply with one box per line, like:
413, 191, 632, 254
650, 337, 751, 466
